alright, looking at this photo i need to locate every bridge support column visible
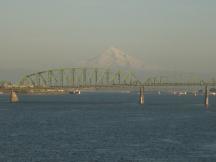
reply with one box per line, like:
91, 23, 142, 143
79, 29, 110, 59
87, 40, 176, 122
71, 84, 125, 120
204, 85, 209, 107
10, 90, 19, 103
139, 87, 144, 105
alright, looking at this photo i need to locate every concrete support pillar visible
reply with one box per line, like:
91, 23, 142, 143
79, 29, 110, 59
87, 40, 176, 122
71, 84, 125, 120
10, 90, 19, 103
204, 85, 209, 107
139, 86, 144, 105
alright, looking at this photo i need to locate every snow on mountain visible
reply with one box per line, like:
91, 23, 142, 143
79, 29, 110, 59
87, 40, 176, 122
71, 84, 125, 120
78, 47, 209, 81
80, 47, 149, 70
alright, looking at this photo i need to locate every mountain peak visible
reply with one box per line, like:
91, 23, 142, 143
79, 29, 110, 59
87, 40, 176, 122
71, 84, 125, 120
104, 47, 127, 57
81, 47, 145, 70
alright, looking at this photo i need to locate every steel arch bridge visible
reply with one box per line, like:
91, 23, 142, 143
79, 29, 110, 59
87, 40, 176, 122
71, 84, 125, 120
19, 68, 141, 88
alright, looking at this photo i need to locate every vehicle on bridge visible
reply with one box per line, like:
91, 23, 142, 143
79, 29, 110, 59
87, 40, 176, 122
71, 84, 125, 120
69, 89, 81, 95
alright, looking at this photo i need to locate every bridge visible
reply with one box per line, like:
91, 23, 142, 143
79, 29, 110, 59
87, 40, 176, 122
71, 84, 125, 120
1, 67, 216, 106
18, 67, 215, 88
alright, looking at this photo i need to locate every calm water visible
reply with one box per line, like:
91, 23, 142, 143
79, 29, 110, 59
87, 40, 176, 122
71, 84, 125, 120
0, 92, 216, 162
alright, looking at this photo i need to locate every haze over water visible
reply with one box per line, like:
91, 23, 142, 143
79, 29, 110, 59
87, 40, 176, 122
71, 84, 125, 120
0, 93, 216, 162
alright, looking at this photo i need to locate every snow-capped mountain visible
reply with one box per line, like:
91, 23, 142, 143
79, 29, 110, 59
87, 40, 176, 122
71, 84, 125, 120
80, 47, 149, 70
78, 47, 208, 81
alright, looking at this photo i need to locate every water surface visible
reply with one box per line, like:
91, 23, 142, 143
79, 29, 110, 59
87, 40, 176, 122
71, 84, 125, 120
0, 93, 216, 162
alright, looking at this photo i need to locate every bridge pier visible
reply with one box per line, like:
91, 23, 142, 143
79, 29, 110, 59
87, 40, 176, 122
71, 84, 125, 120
10, 90, 19, 103
139, 86, 145, 105
204, 85, 209, 107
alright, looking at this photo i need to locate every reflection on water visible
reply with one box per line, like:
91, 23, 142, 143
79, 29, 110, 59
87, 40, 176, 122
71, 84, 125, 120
0, 93, 216, 162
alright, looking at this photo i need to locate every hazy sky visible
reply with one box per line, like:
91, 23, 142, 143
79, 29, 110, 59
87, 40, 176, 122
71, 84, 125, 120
1, 0, 216, 80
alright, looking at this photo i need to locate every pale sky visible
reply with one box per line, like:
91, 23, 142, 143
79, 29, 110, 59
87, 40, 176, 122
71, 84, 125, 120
0, 0, 216, 81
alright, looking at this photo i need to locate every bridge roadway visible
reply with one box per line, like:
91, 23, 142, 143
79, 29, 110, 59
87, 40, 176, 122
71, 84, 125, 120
1, 82, 213, 107
1, 82, 215, 93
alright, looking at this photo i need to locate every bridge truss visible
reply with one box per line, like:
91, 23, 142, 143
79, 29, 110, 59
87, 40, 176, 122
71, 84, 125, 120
18, 67, 216, 88
19, 68, 141, 88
